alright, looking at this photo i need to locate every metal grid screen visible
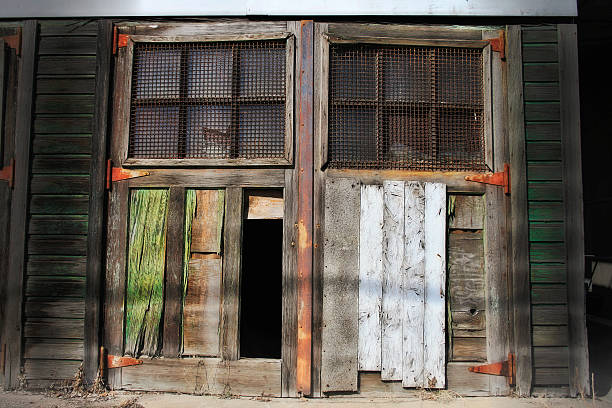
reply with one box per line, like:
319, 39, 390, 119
328, 44, 486, 171
128, 40, 287, 160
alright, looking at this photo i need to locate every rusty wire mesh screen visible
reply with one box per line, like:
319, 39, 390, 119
128, 40, 287, 160
328, 44, 486, 171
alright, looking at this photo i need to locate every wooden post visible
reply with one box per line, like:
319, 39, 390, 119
558, 24, 589, 397
296, 19, 314, 396
3, 20, 37, 390
507, 25, 533, 396
85, 19, 113, 384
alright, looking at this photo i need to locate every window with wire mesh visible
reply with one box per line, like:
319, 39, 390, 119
128, 40, 287, 160
328, 43, 486, 171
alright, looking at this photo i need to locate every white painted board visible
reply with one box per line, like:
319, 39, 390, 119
402, 181, 426, 387
381, 180, 404, 381
359, 185, 384, 371
423, 182, 447, 389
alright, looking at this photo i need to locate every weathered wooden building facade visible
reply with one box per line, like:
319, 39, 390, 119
0, 0, 589, 399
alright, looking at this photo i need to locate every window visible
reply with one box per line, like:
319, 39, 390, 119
327, 42, 487, 172
117, 34, 294, 166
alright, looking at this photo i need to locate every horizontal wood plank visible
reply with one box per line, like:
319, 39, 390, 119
524, 103, 560, 122
30, 175, 90, 194
532, 325, 568, 347
451, 310, 485, 331
525, 123, 560, 141
534, 367, 569, 386
532, 305, 569, 326
526, 142, 562, 161
121, 358, 281, 396
452, 337, 487, 362
38, 36, 98, 55
28, 216, 88, 235
521, 29, 558, 44
126, 168, 285, 188
24, 359, 81, 380
24, 339, 84, 360
448, 195, 484, 230
34, 117, 93, 134
25, 276, 86, 297
522, 44, 558, 62
25, 300, 85, 319
529, 222, 564, 242
524, 83, 560, 101
523, 64, 559, 82
528, 183, 563, 201
533, 347, 569, 368
36, 78, 95, 94
530, 264, 566, 283
246, 191, 284, 220
446, 362, 489, 396
33, 136, 91, 154
528, 202, 564, 222
531, 284, 568, 305
27, 235, 87, 256
24, 318, 84, 339
35, 95, 95, 114
31, 156, 91, 174
37, 56, 96, 75
39, 21, 98, 36
527, 163, 562, 181
529, 243, 565, 263
448, 231, 485, 312
29, 195, 89, 214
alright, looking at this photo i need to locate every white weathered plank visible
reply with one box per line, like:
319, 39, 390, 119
358, 184, 384, 371
423, 182, 447, 389
402, 181, 425, 387
381, 180, 404, 381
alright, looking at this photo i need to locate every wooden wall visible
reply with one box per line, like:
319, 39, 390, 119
521, 25, 570, 392
22, 20, 98, 387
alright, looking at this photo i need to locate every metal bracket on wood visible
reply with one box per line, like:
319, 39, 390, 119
465, 163, 510, 195
486, 30, 506, 60
468, 353, 515, 386
0, 158, 15, 189
106, 159, 149, 190
107, 354, 143, 369
112, 27, 129, 55
2, 28, 22, 55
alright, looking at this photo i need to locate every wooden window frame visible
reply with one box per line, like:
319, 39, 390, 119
114, 32, 295, 167
318, 24, 495, 174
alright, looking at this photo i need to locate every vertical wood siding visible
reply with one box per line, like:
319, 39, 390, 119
522, 25, 569, 390
23, 20, 97, 386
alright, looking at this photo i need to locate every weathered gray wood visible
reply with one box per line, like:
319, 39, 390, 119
127, 20, 287, 36
121, 357, 281, 396
36, 78, 96, 94
525, 123, 560, 141
25, 277, 85, 297
38, 36, 98, 55
526, 142, 562, 161
25, 301, 85, 319
33, 135, 91, 154
452, 337, 487, 361
381, 180, 404, 381
103, 182, 128, 389
448, 232, 485, 313
321, 177, 359, 392
532, 326, 569, 347
24, 339, 84, 360
559, 24, 589, 397
246, 191, 283, 220
39, 20, 98, 36
534, 368, 570, 386
24, 318, 83, 339
448, 195, 485, 230
34, 95, 94, 114
84, 19, 113, 384
531, 284, 567, 304
26, 235, 87, 256
529, 243, 565, 263
533, 346, 569, 367
220, 187, 243, 361
27, 257, 87, 277
31, 156, 91, 174
523, 63, 559, 82
37, 56, 96, 75
125, 168, 285, 188
183, 258, 222, 356
4, 20, 37, 390
190, 190, 224, 253
531, 264, 567, 284
524, 83, 560, 102
447, 362, 490, 396
402, 181, 425, 387
522, 44, 558, 62
34, 116, 92, 134
163, 187, 186, 358
23, 360, 81, 380
328, 23, 483, 41
423, 182, 446, 389
524, 103, 560, 121
527, 163, 563, 182
521, 28, 557, 44
358, 184, 383, 371
508, 24, 532, 396
29, 195, 89, 215
528, 202, 564, 222
30, 175, 90, 194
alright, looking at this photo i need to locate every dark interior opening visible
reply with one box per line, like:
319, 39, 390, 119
240, 218, 283, 358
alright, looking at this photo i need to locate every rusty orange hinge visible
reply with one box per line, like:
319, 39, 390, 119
106, 159, 149, 190
107, 354, 143, 369
2, 28, 22, 56
0, 159, 15, 189
469, 353, 515, 385
112, 27, 130, 55
487, 30, 506, 60
465, 163, 510, 195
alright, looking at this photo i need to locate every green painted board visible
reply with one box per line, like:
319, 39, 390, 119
529, 222, 564, 242
529, 243, 565, 263
528, 202, 564, 222
530, 263, 566, 284
527, 182, 563, 201
125, 189, 169, 357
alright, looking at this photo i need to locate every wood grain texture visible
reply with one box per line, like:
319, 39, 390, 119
448, 195, 484, 230
4, 20, 37, 389
190, 190, 225, 253
246, 191, 283, 219
508, 25, 532, 396
559, 24, 589, 396
24, 339, 84, 360
183, 258, 222, 356
321, 177, 359, 392
447, 362, 489, 396
381, 180, 404, 381
448, 232, 485, 313
121, 357, 281, 396
163, 187, 186, 358
402, 181, 425, 387
358, 184, 383, 371
220, 187, 243, 361
423, 182, 446, 389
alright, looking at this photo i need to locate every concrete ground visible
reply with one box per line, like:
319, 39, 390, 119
1, 391, 611, 408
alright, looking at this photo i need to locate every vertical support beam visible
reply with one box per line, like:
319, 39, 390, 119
507, 25, 532, 396
296, 19, 314, 396
220, 187, 243, 361
558, 23, 589, 397
3, 20, 36, 390
163, 186, 186, 357
85, 19, 113, 384
0, 37, 8, 389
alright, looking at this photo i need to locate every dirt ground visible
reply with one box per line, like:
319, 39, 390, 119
0, 391, 611, 408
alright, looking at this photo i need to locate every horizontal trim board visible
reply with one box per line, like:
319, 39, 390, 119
527, 163, 562, 181
534, 367, 569, 386
39, 21, 98, 36
523, 64, 559, 82
33, 136, 92, 154
27, 257, 87, 276
24, 318, 84, 339
530, 263, 566, 283
532, 305, 569, 325
24, 339, 84, 360
524, 83, 560, 101
528, 222, 564, 242
37, 56, 96, 75
526, 142, 562, 161
531, 284, 567, 305
29, 195, 90, 215
532, 325, 568, 347
31, 156, 91, 174
528, 202, 564, 222
35, 95, 95, 114
36, 78, 96, 94
529, 243, 565, 263
24, 359, 82, 380
30, 175, 90, 194
528, 182, 563, 201
38, 36, 98, 55
25, 300, 86, 319
522, 29, 558, 44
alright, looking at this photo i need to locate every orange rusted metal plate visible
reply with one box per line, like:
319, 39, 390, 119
0, 159, 15, 189
465, 163, 510, 194
468, 353, 515, 385
107, 354, 143, 369
106, 160, 149, 189
296, 19, 314, 397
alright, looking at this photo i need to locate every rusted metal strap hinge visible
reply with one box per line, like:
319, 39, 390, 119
112, 27, 130, 55
2, 28, 22, 55
468, 353, 516, 386
107, 354, 143, 369
0, 158, 15, 189
106, 159, 149, 190
487, 30, 506, 60
465, 163, 510, 195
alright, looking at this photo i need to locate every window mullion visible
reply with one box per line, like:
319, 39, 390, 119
178, 45, 189, 159
376, 48, 383, 163
230, 45, 240, 159
429, 48, 438, 163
